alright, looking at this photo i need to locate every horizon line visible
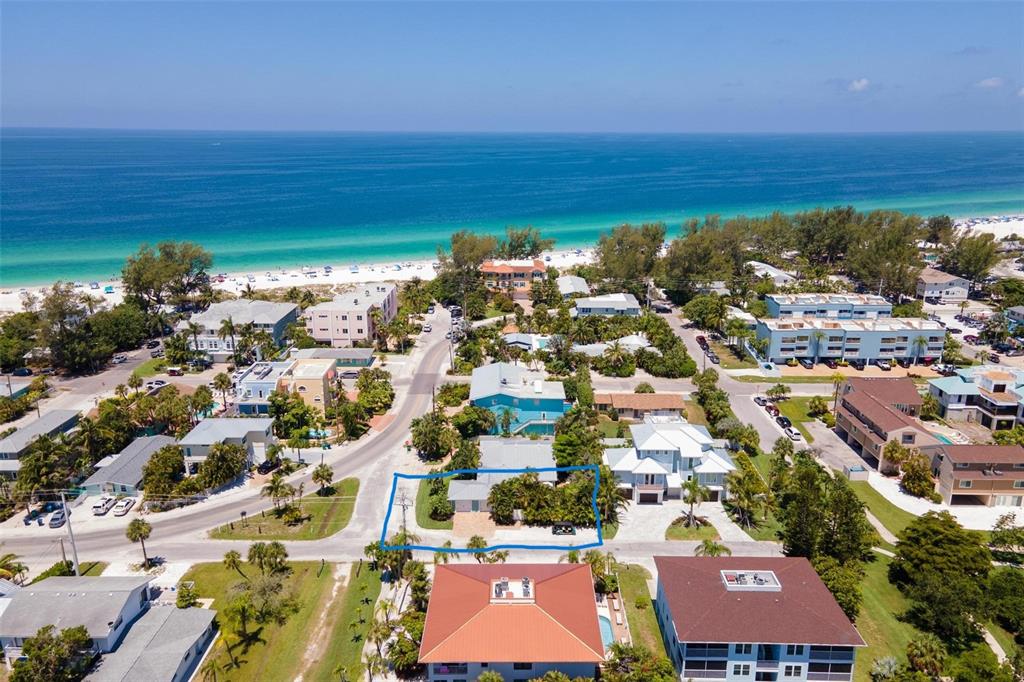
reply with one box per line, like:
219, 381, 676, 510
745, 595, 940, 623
3, 125, 1023, 136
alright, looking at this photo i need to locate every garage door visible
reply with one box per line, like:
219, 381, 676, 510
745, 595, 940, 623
638, 493, 660, 504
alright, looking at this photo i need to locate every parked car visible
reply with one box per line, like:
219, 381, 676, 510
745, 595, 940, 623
946, 327, 963, 334
112, 354, 128, 364
753, 396, 767, 406
850, 359, 867, 371
427, 305, 435, 314
653, 304, 672, 314
145, 340, 161, 349
23, 508, 44, 525
874, 359, 892, 371
989, 353, 1002, 364
696, 335, 708, 348
798, 358, 814, 370
257, 458, 281, 475
150, 349, 164, 358
784, 427, 802, 441
785, 358, 798, 367
12, 367, 32, 377
112, 498, 135, 516
766, 404, 780, 417
896, 358, 911, 368
48, 508, 67, 528
422, 324, 432, 333
776, 415, 793, 429
964, 335, 980, 345
552, 522, 576, 536
91, 496, 117, 516
824, 359, 838, 369
708, 354, 720, 365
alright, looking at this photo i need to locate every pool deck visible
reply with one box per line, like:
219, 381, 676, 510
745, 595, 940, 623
597, 593, 632, 654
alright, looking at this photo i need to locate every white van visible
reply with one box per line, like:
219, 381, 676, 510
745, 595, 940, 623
91, 496, 117, 516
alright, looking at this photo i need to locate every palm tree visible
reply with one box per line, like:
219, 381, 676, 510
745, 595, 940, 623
212, 372, 233, 407
299, 289, 317, 309
186, 321, 203, 354
0, 553, 27, 584
126, 518, 152, 568
433, 540, 454, 565
912, 335, 929, 365
217, 316, 238, 364
694, 539, 732, 557
223, 550, 248, 581
559, 549, 581, 563
811, 330, 827, 364
312, 463, 333, 495
241, 283, 256, 300
905, 634, 945, 678
261, 472, 290, 509
830, 371, 846, 411
467, 535, 488, 561
127, 372, 143, 397
681, 476, 712, 527
200, 655, 220, 681
374, 597, 394, 626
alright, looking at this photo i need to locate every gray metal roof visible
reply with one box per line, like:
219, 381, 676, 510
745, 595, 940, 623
448, 438, 557, 502
183, 299, 298, 330
81, 436, 177, 489
0, 576, 153, 639
556, 275, 590, 296
290, 347, 376, 362
0, 410, 80, 456
178, 417, 273, 445
85, 606, 215, 682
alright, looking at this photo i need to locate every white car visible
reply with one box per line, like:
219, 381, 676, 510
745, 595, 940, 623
423, 324, 432, 333
784, 427, 802, 441
112, 498, 136, 517
91, 496, 117, 516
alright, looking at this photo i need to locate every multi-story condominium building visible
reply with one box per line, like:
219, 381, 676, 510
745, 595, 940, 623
747, 261, 795, 287
556, 275, 590, 298
921, 443, 1024, 507
928, 366, 1024, 432
180, 299, 300, 363
573, 293, 642, 317
0, 409, 80, 479
1005, 306, 1024, 329
481, 259, 547, 299
178, 417, 275, 472
419, 564, 605, 682
654, 557, 865, 682
303, 284, 397, 347
764, 293, 891, 320
755, 317, 944, 365
447, 437, 557, 513
593, 392, 686, 420
469, 362, 570, 435
834, 378, 939, 472
603, 417, 735, 503
280, 358, 336, 413
916, 269, 969, 302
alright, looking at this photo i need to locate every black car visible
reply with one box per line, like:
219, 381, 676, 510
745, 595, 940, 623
824, 359, 838, 369
145, 340, 161, 349
12, 367, 32, 377
850, 359, 867, 370
708, 354, 720, 365
256, 458, 281, 475
896, 358, 911, 368
776, 416, 793, 428
946, 327, 963, 334
552, 522, 576, 536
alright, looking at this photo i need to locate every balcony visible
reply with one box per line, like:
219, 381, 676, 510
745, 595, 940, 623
636, 483, 664, 491
756, 659, 780, 670
807, 674, 853, 681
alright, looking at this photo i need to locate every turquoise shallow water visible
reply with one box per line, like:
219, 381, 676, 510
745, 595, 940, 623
1, 129, 1022, 285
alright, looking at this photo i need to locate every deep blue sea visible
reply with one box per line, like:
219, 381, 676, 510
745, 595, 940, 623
1, 129, 1022, 286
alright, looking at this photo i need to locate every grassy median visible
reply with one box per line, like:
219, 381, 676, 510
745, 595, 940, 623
209, 478, 359, 540
616, 564, 668, 658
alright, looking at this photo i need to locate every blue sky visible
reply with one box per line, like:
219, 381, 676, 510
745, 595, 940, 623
2, 1, 1022, 132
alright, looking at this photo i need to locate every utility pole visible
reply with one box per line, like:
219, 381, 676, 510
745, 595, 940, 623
59, 537, 67, 565
396, 489, 411, 535
5, 373, 11, 398
61, 492, 80, 576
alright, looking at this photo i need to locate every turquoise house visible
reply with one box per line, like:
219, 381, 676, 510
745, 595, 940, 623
469, 362, 570, 435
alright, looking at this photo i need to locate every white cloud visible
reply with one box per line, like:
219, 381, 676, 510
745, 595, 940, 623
976, 77, 1004, 89
847, 78, 870, 92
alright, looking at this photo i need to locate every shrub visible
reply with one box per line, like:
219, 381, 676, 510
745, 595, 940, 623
634, 596, 648, 610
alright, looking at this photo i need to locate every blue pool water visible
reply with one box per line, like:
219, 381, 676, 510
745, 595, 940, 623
599, 615, 614, 648
932, 433, 954, 444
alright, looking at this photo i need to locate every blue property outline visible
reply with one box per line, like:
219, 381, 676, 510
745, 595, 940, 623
379, 464, 603, 553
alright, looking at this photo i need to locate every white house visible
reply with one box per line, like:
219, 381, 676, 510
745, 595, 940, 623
556, 275, 591, 299
916, 268, 969, 302
179, 299, 300, 362
747, 260, 796, 286
572, 293, 642, 317
603, 417, 735, 503
177, 417, 275, 472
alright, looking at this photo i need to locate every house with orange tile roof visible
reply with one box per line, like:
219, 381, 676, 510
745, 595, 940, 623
481, 259, 547, 300
419, 564, 606, 681
593, 392, 686, 420
654, 557, 865, 682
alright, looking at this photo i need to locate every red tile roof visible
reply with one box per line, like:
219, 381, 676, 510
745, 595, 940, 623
654, 557, 865, 646
419, 564, 605, 664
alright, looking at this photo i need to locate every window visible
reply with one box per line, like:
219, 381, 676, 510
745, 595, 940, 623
734, 665, 752, 675
960, 480, 973, 488
787, 645, 805, 656
1014, 480, 1024, 489
513, 663, 533, 670
785, 666, 802, 677
735, 644, 753, 655
955, 463, 969, 469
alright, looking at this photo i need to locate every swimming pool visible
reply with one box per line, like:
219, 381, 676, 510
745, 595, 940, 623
931, 433, 953, 444
599, 614, 614, 647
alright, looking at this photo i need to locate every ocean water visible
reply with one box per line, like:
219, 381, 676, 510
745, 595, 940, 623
1, 129, 1022, 286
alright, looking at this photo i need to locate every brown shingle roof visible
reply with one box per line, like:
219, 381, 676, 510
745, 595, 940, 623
654, 557, 865, 646
419, 564, 605, 664
842, 391, 920, 434
844, 377, 923, 408
593, 392, 686, 411
925, 444, 1024, 465
918, 268, 965, 284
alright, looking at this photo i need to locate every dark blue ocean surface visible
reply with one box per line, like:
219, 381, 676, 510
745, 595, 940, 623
1, 129, 1022, 285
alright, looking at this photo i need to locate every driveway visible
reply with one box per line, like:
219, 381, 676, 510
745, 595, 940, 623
702, 502, 754, 542
614, 499, 684, 542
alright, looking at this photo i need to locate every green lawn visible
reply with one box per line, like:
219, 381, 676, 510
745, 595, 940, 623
181, 560, 336, 682
682, 399, 708, 427
132, 358, 166, 378
776, 396, 818, 443
849, 481, 917, 539
602, 521, 618, 540
665, 518, 720, 541
484, 305, 511, 319
209, 479, 359, 540
616, 564, 668, 658
416, 478, 453, 530
709, 340, 757, 369
986, 621, 1020, 656
305, 562, 384, 682
81, 561, 107, 576
854, 554, 925, 682
597, 415, 631, 438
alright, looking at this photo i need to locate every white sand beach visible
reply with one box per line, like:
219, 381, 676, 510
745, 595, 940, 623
955, 214, 1024, 240
0, 248, 597, 314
